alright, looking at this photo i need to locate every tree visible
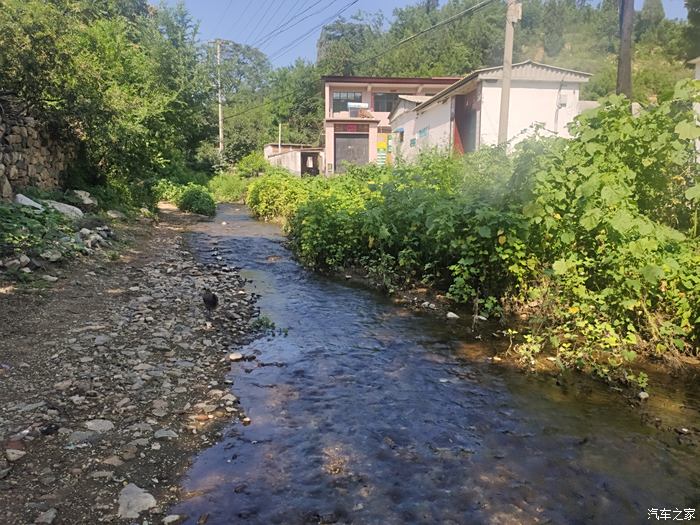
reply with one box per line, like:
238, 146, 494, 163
636, 0, 665, 41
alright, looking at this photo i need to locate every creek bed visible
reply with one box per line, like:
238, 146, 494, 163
172, 204, 700, 525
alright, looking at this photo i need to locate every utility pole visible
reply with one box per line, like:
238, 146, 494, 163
498, 0, 522, 145
215, 39, 225, 155
616, 0, 634, 98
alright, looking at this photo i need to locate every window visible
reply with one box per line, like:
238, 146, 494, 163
332, 91, 362, 112
374, 93, 400, 113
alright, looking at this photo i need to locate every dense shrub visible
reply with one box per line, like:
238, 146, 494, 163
209, 172, 249, 203
176, 186, 216, 216
247, 81, 700, 387
237, 151, 270, 178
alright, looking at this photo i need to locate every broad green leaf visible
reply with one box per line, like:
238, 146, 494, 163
477, 226, 491, 238
674, 120, 700, 140
579, 208, 602, 231
609, 209, 634, 234
686, 184, 700, 202
552, 259, 569, 275
641, 265, 664, 284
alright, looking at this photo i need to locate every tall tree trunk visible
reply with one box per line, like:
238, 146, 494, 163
616, 0, 634, 98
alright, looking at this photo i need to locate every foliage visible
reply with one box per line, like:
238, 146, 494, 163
0, 203, 78, 262
176, 185, 216, 216
208, 172, 249, 203
247, 82, 700, 386
237, 151, 270, 178
0, 0, 213, 209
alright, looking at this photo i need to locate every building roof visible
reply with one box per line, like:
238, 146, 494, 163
689, 57, 700, 65
415, 60, 592, 112
387, 95, 433, 122
322, 75, 461, 85
397, 95, 432, 103
264, 143, 314, 148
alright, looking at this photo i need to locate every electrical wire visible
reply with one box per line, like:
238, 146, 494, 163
254, 0, 340, 49
222, 0, 499, 121
247, 0, 283, 45
267, 0, 358, 61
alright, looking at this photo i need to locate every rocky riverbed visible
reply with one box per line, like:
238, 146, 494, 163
0, 206, 258, 524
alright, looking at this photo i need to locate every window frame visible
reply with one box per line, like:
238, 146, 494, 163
332, 91, 363, 113
373, 93, 400, 113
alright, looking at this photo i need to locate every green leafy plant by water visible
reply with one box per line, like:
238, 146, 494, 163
247, 80, 700, 387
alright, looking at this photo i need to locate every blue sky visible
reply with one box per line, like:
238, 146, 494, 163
166, 0, 690, 67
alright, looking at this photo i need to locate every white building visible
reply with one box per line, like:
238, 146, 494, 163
390, 60, 594, 162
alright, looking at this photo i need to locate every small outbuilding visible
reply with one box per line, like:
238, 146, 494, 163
263, 143, 324, 176
390, 60, 594, 161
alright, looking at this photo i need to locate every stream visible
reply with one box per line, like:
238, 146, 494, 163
172, 204, 700, 525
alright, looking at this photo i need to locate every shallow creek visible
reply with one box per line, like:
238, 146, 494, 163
171, 204, 700, 525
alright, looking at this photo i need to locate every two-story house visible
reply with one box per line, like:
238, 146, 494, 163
322, 75, 460, 173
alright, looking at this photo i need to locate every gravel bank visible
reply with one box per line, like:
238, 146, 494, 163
0, 207, 258, 524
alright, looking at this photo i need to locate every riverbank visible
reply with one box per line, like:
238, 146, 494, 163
0, 204, 258, 524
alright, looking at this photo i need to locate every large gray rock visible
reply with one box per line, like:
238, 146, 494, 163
44, 200, 83, 219
72, 190, 98, 207
14, 194, 44, 210
118, 483, 156, 518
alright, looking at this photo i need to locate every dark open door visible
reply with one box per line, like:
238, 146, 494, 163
454, 94, 478, 154
334, 134, 368, 172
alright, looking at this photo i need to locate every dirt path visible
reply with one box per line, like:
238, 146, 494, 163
0, 205, 258, 524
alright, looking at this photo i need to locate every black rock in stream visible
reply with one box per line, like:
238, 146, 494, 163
172, 205, 700, 525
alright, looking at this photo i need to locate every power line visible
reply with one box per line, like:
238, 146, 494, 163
223, 0, 498, 121
247, 0, 283, 45
242, 0, 273, 44
214, 0, 252, 37
211, 0, 234, 34
268, 0, 358, 61
249, 0, 308, 47
254, 0, 340, 49
353, 0, 499, 68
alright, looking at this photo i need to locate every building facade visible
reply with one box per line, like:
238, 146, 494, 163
390, 61, 594, 162
322, 76, 460, 174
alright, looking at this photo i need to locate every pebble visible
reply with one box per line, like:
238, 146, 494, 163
118, 483, 157, 519
638, 391, 650, 401
446, 311, 459, 319
85, 419, 114, 432
5, 449, 26, 462
163, 515, 185, 524
154, 429, 178, 440
34, 508, 57, 524
228, 352, 244, 362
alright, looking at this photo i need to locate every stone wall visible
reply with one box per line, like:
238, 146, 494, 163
0, 112, 75, 200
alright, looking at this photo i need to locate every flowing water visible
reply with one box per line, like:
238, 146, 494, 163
172, 205, 700, 525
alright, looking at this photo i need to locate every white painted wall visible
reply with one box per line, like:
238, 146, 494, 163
394, 99, 453, 163
268, 151, 301, 175
480, 80, 581, 146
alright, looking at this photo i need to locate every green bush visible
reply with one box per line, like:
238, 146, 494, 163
246, 81, 700, 387
208, 172, 249, 203
176, 185, 216, 216
237, 151, 269, 178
